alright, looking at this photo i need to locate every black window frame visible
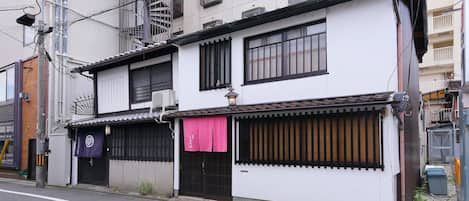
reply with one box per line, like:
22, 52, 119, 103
172, 0, 183, 19
199, 38, 232, 91
109, 123, 174, 162
129, 61, 173, 104
243, 19, 328, 85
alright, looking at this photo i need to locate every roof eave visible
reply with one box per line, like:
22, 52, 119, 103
71, 44, 177, 73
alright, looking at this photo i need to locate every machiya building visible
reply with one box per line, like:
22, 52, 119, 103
69, 0, 428, 201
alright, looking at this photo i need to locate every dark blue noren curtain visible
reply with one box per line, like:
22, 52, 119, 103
75, 130, 104, 158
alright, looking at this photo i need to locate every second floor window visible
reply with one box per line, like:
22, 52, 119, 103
200, 39, 231, 90
245, 20, 327, 84
130, 62, 172, 103
173, 0, 183, 18
0, 67, 15, 102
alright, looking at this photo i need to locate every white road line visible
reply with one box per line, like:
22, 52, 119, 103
0, 188, 69, 201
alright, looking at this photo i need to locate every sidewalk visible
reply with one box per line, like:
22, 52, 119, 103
0, 177, 214, 201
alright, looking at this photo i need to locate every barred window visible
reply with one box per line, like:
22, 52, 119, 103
245, 20, 326, 84
109, 123, 173, 161
130, 61, 172, 103
200, 39, 231, 90
236, 111, 383, 169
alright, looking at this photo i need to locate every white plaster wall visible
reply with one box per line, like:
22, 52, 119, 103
71, 138, 78, 186
419, 73, 447, 93
172, 52, 179, 103
64, 0, 120, 118
44, 0, 119, 121
120, 52, 178, 111
109, 160, 174, 196
97, 65, 129, 114
67, 0, 119, 63
232, 108, 400, 201
173, 120, 180, 193
178, 0, 398, 111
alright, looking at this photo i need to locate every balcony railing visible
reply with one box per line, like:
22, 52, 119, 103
430, 108, 452, 123
433, 14, 453, 31
71, 95, 94, 115
434, 46, 453, 61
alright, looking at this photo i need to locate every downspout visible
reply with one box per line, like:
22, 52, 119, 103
14, 61, 23, 170
58, 0, 64, 123
397, 13, 406, 201
47, 0, 56, 139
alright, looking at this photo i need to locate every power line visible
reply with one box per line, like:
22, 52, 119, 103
70, 1, 138, 25
0, 0, 41, 15
0, 6, 33, 12
32, 0, 42, 16
45, 0, 118, 29
0, 29, 35, 50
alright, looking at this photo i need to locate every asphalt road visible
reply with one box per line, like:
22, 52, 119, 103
0, 181, 157, 201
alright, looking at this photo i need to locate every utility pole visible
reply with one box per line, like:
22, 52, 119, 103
35, 20, 47, 188
15, 0, 52, 189
461, 2, 469, 200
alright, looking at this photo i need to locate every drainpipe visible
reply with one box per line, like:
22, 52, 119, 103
397, 20, 406, 201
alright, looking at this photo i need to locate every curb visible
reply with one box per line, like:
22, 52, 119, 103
0, 177, 169, 201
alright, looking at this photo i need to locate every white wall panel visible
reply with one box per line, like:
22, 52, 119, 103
178, 0, 398, 111
97, 66, 129, 113
232, 109, 399, 201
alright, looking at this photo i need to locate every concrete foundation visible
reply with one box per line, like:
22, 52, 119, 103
109, 160, 173, 196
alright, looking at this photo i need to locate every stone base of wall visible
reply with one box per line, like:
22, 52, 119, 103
233, 196, 266, 201
109, 160, 173, 196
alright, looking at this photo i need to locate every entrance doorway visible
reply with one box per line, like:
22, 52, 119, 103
179, 119, 232, 200
76, 127, 108, 186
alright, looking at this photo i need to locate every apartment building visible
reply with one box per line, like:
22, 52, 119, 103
117, 0, 308, 52
419, 0, 462, 167
420, 0, 462, 93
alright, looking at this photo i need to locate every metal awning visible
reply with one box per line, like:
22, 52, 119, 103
68, 111, 162, 128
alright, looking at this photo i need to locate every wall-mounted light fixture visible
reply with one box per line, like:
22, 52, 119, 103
224, 87, 239, 106
105, 125, 111, 136
19, 92, 31, 102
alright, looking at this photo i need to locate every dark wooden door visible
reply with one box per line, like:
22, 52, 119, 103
77, 131, 108, 186
27, 139, 36, 180
78, 156, 108, 186
180, 119, 232, 200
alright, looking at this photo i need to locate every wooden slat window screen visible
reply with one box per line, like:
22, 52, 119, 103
109, 123, 173, 161
200, 38, 231, 90
236, 111, 383, 169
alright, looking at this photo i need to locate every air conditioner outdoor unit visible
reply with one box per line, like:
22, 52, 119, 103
151, 89, 176, 113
